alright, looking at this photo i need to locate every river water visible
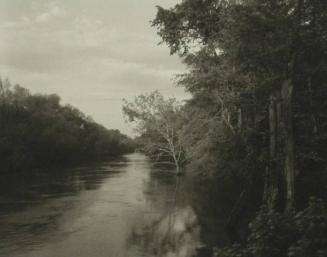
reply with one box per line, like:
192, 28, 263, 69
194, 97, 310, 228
0, 153, 221, 257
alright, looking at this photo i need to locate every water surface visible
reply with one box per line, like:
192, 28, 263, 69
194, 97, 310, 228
0, 153, 213, 257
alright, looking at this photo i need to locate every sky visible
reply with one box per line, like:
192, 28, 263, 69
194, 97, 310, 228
0, 0, 187, 135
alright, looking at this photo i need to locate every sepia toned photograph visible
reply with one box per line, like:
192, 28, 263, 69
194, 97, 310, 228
0, 1, 326, 257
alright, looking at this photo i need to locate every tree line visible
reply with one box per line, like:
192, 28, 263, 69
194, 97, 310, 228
123, 0, 327, 256
0, 78, 134, 172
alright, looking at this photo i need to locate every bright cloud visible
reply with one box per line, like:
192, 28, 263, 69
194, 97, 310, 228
35, 2, 66, 22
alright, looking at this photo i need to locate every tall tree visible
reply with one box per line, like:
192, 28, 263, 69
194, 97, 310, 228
153, 0, 327, 212
123, 91, 184, 172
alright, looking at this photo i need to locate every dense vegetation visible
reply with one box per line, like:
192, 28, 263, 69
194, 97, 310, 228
0, 78, 134, 172
125, 0, 327, 256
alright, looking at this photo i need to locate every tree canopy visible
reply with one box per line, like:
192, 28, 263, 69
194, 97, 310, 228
149, 0, 327, 255
123, 91, 184, 171
0, 78, 134, 172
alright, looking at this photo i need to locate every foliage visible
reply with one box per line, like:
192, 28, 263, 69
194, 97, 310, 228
153, 0, 327, 202
177, 104, 224, 174
152, 0, 327, 251
0, 78, 134, 172
123, 91, 184, 171
215, 198, 327, 257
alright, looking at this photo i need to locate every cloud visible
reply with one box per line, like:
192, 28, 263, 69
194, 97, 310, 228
20, 16, 32, 25
35, 2, 65, 23
0, 2, 66, 29
0, 16, 30, 29
0, 10, 183, 77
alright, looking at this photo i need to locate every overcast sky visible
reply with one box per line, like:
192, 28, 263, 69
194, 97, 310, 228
0, 0, 187, 135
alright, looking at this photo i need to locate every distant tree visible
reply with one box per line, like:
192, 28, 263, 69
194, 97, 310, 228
123, 91, 184, 172
0, 77, 135, 172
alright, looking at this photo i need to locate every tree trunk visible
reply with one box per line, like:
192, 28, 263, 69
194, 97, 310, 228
172, 155, 180, 174
264, 90, 283, 210
281, 80, 295, 211
264, 80, 295, 211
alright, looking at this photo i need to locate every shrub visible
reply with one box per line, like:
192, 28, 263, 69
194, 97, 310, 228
215, 198, 327, 257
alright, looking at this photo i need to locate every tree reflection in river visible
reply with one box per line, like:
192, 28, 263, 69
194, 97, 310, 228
0, 158, 129, 256
128, 171, 204, 257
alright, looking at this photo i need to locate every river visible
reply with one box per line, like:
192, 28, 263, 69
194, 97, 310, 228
0, 153, 223, 257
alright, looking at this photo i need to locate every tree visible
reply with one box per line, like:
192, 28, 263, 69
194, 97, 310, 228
151, 1, 327, 248
153, 0, 327, 211
123, 91, 184, 172
0, 77, 135, 172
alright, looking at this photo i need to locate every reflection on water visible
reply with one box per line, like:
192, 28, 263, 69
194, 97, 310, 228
0, 153, 215, 257
129, 173, 203, 257
130, 205, 202, 257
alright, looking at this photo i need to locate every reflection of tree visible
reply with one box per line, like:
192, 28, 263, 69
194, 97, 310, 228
129, 174, 203, 257
0, 157, 128, 211
0, 158, 129, 255
167, 176, 180, 237
189, 176, 257, 247
129, 167, 241, 256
